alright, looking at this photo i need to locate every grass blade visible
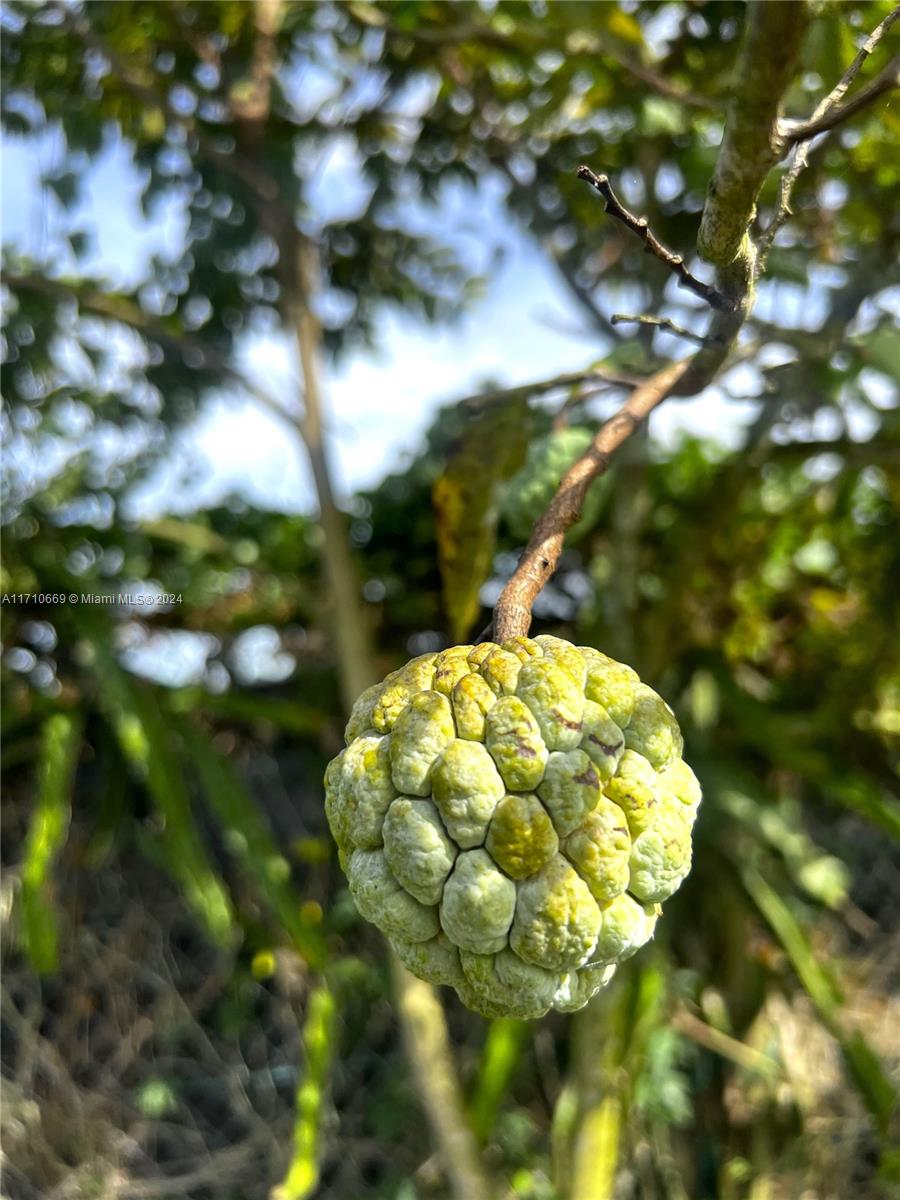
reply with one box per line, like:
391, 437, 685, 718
20, 713, 81, 974
742, 866, 895, 1136
88, 634, 234, 945
276, 982, 337, 1200
180, 724, 327, 967
467, 1017, 530, 1143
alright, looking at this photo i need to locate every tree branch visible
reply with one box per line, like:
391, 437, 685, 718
697, 1, 810, 265
391, 960, 492, 1200
781, 5, 900, 147
458, 365, 642, 413
760, 8, 900, 264
494, 2, 813, 642
577, 166, 730, 311
366, 12, 714, 111
547, 245, 625, 344
783, 53, 900, 145
611, 312, 718, 346
492, 359, 690, 641
292, 239, 374, 711
292, 229, 493, 1200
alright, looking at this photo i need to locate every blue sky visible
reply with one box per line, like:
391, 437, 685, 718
2, 124, 786, 518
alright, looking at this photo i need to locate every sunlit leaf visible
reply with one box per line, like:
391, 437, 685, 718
468, 1017, 530, 1143
85, 625, 235, 946
277, 983, 337, 1200
20, 713, 81, 974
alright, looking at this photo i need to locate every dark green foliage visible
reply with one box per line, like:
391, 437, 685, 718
503, 426, 610, 543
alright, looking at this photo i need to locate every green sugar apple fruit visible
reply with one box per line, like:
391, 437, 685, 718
503, 428, 610, 541
324, 636, 700, 1019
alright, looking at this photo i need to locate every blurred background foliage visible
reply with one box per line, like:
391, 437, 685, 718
2, 1, 899, 1198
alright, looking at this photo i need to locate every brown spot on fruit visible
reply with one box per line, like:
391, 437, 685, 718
572, 768, 600, 790
555, 712, 584, 732
589, 736, 624, 757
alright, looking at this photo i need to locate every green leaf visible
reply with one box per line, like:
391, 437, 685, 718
20, 713, 81, 974
433, 398, 531, 641
742, 866, 842, 1014
85, 628, 235, 946
642, 97, 686, 137
277, 982, 337, 1200
862, 327, 900, 379
825, 777, 900, 842
468, 1018, 530, 1142
840, 1030, 898, 1140
742, 866, 896, 1136
67, 230, 90, 259
180, 725, 327, 967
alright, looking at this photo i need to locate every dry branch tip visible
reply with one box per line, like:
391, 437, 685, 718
576, 165, 732, 312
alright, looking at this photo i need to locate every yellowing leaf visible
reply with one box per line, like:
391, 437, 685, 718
433, 399, 531, 641
20, 713, 81, 974
606, 9, 644, 45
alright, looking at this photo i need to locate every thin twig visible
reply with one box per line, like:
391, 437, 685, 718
611, 313, 718, 347
760, 7, 900, 265
492, 359, 691, 641
552, 379, 622, 430
671, 1010, 780, 1076
783, 53, 900, 145
496, 160, 624, 342
781, 5, 900, 146
458, 365, 642, 412
577, 166, 730, 311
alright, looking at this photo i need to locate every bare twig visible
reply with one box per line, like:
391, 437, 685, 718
598, 48, 713, 112
552, 379, 624, 430
611, 312, 719, 346
577, 166, 730, 311
459, 364, 642, 413
495, 3, 809, 642
783, 53, 900, 145
760, 8, 900, 264
782, 5, 900, 146
493, 359, 691, 641
495, 160, 624, 342
546, 244, 626, 344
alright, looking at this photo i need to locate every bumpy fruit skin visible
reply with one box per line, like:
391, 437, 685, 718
324, 636, 700, 1018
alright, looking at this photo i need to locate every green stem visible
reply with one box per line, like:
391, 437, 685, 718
697, 1, 810, 265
